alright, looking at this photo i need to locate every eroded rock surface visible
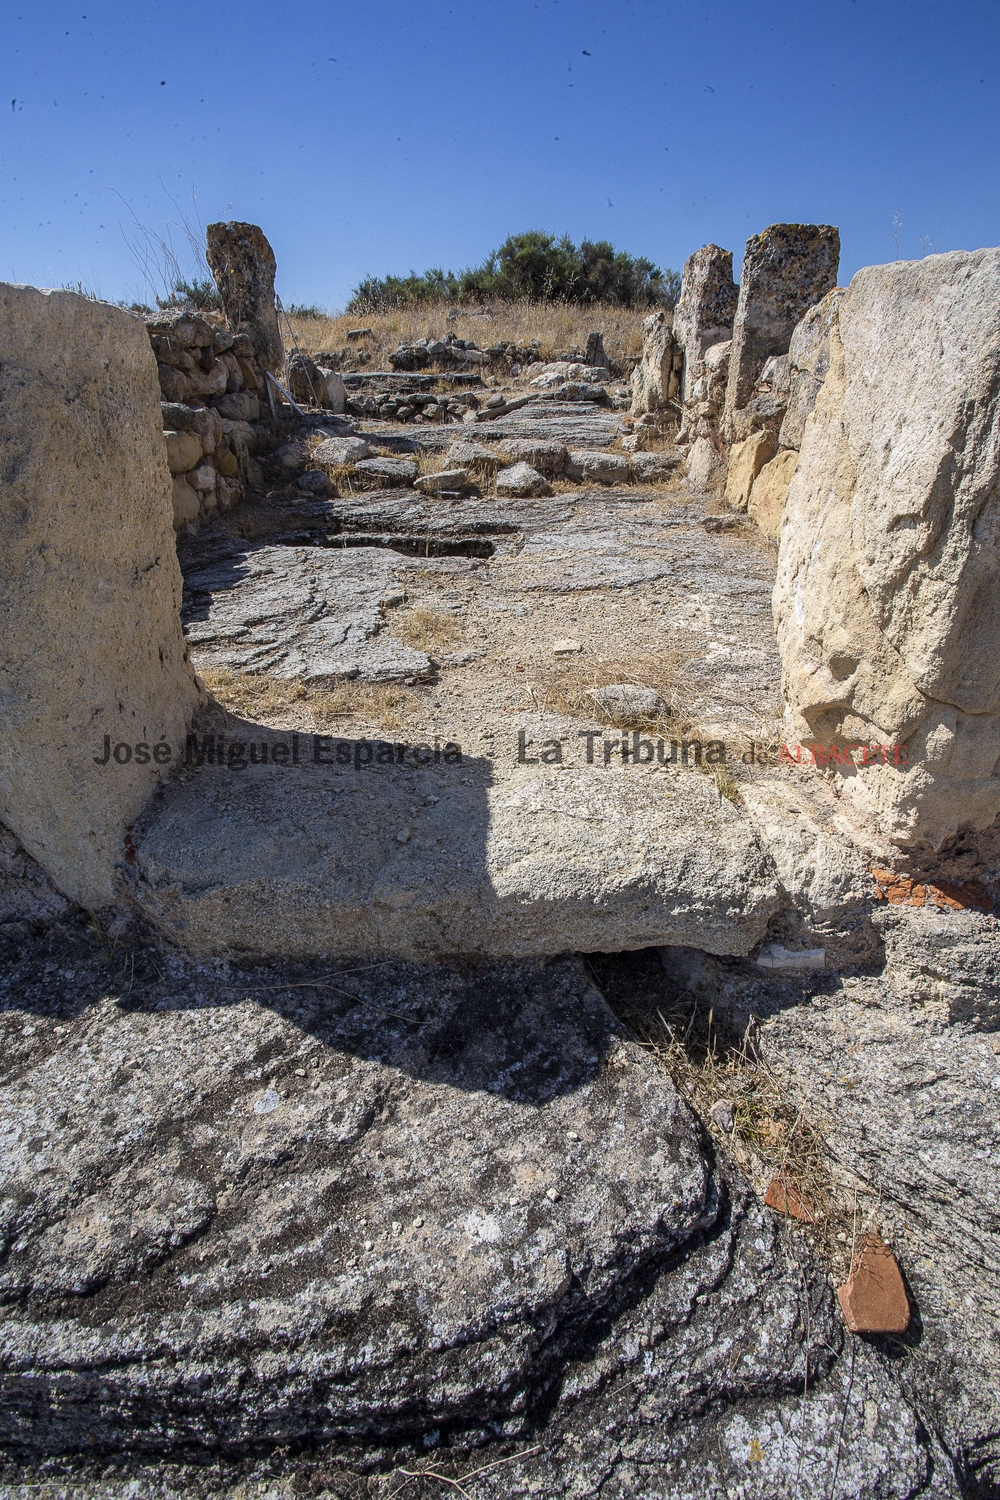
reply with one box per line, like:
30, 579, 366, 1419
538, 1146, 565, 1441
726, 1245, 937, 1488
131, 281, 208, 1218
0, 931, 963, 1497
182, 544, 432, 683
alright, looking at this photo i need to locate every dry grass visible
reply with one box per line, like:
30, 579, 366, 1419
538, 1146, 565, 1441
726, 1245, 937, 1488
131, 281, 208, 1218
590, 952, 870, 1281
524, 649, 691, 728
286, 299, 647, 373
199, 667, 414, 733
390, 604, 463, 652
519, 650, 743, 801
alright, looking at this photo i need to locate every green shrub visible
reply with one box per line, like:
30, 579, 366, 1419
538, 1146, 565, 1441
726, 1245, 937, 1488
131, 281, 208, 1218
347, 232, 680, 313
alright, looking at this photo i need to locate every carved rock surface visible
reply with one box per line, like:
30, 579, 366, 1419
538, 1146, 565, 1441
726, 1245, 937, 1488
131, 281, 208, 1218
0, 932, 957, 1496
774, 248, 1000, 847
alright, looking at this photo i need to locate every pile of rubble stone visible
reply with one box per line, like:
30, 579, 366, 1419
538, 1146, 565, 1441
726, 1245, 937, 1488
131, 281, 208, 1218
389, 332, 490, 371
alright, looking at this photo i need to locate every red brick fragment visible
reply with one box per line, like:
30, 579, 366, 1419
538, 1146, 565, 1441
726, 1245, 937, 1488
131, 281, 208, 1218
764, 1176, 817, 1223
871, 867, 993, 912
837, 1233, 910, 1334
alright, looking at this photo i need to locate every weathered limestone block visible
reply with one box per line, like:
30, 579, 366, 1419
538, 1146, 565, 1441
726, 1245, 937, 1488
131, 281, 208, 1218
724, 430, 777, 512
748, 449, 799, 537
205, 221, 283, 376
723, 224, 840, 440
630, 309, 677, 415
0, 285, 200, 907
774, 248, 1000, 847
133, 758, 781, 961
673, 245, 738, 406
779, 287, 844, 450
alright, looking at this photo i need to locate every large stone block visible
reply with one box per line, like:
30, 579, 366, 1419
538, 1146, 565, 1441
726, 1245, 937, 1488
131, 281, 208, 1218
132, 755, 781, 961
724, 430, 777, 512
205, 222, 284, 377
773, 248, 1000, 847
723, 223, 840, 439
0, 285, 199, 908
673, 244, 738, 405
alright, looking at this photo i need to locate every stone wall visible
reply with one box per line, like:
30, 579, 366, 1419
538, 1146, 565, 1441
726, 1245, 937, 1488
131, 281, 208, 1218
147, 308, 268, 528
670, 223, 841, 523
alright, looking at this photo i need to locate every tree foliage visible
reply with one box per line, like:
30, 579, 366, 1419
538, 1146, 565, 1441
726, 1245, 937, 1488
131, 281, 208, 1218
347, 232, 680, 313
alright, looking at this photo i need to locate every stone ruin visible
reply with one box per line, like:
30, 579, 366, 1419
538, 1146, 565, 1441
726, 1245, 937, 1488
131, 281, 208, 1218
3, 224, 1000, 1495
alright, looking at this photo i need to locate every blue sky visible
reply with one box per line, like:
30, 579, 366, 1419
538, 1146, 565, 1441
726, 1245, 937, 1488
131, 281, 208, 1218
2, 0, 998, 309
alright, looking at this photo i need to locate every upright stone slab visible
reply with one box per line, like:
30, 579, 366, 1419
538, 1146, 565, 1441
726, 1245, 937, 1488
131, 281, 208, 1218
0, 285, 199, 908
630, 309, 677, 415
205, 222, 283, 377
773, 248, 1000, 848
779, 287, 844, 450
723, 224, 839, 439
673, 244, 738, 406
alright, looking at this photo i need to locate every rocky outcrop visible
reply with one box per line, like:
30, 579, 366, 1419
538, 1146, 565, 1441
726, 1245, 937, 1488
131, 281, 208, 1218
630, 308, 681, 416
723, 224, 840, 441
774, 248, 1000, 847
0, 285, 200, 909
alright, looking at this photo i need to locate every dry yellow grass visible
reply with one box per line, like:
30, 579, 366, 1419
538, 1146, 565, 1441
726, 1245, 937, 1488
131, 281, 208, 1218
199, 667, 413, 733
524, 650, 691, 729
286, 299, 647, 372
390, 604, 462, 652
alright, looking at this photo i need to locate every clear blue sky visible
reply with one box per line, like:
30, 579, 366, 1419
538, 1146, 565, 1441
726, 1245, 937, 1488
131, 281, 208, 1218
3, 0, 998, 309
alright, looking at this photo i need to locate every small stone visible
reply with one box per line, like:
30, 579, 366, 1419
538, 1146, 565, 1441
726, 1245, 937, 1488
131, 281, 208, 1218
396, 828, 411, 843
709, 1099, 734, 1133
294, 1068, 306, 1077
353, 457, 419, 486
566, 1130, 580, 1141
545, 1187, 561, 1202
588, 684, 669, 719
253, 1087, 280, 1115
392, 1221, 402, 1234
412, 1217, 424, 1229
495, 461, 552, 498
363, 1239, 373, 1251
313, 436, 371, 467
755, 944, 826, 971
415, 469, 470, 495
297, 471, 329, 495
552, 638, 583, 656
837, 1233, 910, 1334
